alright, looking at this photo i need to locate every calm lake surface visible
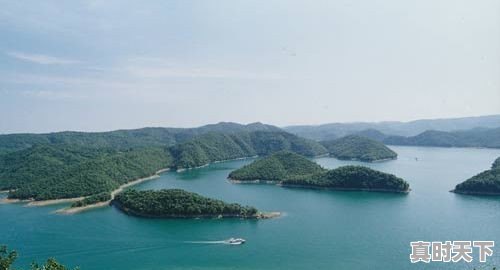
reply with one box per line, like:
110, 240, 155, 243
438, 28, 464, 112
2, 146, 500, 270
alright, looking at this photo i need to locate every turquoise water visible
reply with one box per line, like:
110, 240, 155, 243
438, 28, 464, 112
2, 146, 500, 270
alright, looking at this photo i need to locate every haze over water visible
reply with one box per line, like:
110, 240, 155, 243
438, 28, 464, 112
2, 146, 500, 270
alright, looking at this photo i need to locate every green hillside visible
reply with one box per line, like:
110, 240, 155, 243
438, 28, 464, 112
229, 153, 409, 193
0, 122, 280, 154
113, 189, 258, 218
0, 128, 326, 200
2, 146, 172, 200
453, 157, 500, 195
321, 135, 397, 162
383, 127, 500, 148
493, 157, 500, 169
283, 166, 409, 192
170, 131, 327, 169
228, 151, 326, 181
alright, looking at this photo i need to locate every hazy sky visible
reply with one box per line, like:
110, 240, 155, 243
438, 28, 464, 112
1, 0, 499, 133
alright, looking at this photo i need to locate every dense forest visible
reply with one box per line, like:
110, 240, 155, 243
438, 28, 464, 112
229, 153, 409, 193
2, 146, 172, 200
0, 245, 77, 270
0, 126, 326, 201
0, 122, 279, 155
171, 131, 327, 169
453, 157, 500, 195
228, 151, 326, 181
113, 189, 258, 218
320, 135, 397, 162
282, 166, 410, 192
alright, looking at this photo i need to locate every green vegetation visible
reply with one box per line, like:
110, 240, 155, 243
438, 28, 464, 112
229, 153, 409, 193
0, 122, 279, 154
71, 192, 111, 208
282, 166, 410, 192
453, 157, 500, 195
2, 146, 172, 200
321, 135, 397, 162
1, 245, 77, 270
113, 189, 258, 218
384, 128, 500, 148
492, 157, 500, 170
228, 151, 326, 181
0, 122, 330, 202
170, 131, 327, 169
0, 246, 16, 270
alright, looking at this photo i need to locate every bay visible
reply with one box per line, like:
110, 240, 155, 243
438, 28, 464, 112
1, 146, 500, 269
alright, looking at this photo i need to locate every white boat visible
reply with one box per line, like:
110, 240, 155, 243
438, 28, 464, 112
226, 238, 246, 245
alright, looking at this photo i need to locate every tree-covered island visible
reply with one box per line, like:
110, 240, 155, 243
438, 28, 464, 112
112, 189, 277, 219
320, 135, 397, 162
228, 151, 327, 182
452, 157, 500, 195
229, 151, 410, 193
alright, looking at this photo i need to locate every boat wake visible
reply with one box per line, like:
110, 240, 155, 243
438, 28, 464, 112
185, 238, 246, 245
184, 240, 227, 244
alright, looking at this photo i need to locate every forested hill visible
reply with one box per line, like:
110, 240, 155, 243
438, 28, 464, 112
170, 131, 327, 169
228, 153, 409, 193
0, 129, 326, 200
113, 189, 259, 218
0, 122, 279, 155
282, 166, 410, 193
228, 151, 326, 181
453, 157, 500, 195
3, 146, 172, 200
493, 157, 500, 170
383, 127, 500, 148
320, 135, 397, 162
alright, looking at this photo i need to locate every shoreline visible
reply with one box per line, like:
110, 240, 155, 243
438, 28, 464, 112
333, 156, 397, 163
280, 184, 410, 194
229, 178, 410, 194
112, 201, 280, 219
228, 178, 280, 185
176, 156, 258, 172
56, 168, 170, 214
0, 198, 31, 204
27, 197, 84, 207
450, 189, 500, 196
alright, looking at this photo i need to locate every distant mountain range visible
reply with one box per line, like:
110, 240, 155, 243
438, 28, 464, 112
284, 114, 500, 140
383, 127, 500, 148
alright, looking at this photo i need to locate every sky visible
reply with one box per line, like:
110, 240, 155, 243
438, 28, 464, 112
0, 0, 499, 134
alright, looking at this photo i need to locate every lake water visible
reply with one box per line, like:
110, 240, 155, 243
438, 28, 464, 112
2, 146, 500, 270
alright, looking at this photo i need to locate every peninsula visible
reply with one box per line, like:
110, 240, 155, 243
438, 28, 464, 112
452, 157, 500, 195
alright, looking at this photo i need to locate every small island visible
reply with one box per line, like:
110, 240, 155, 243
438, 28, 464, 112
228, 151, 326, 182
320, 135, 397, 162
112, 189, 278, 219
282, 165, 410, 193
452, 157, 500, 195
229, 151, 410, 193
